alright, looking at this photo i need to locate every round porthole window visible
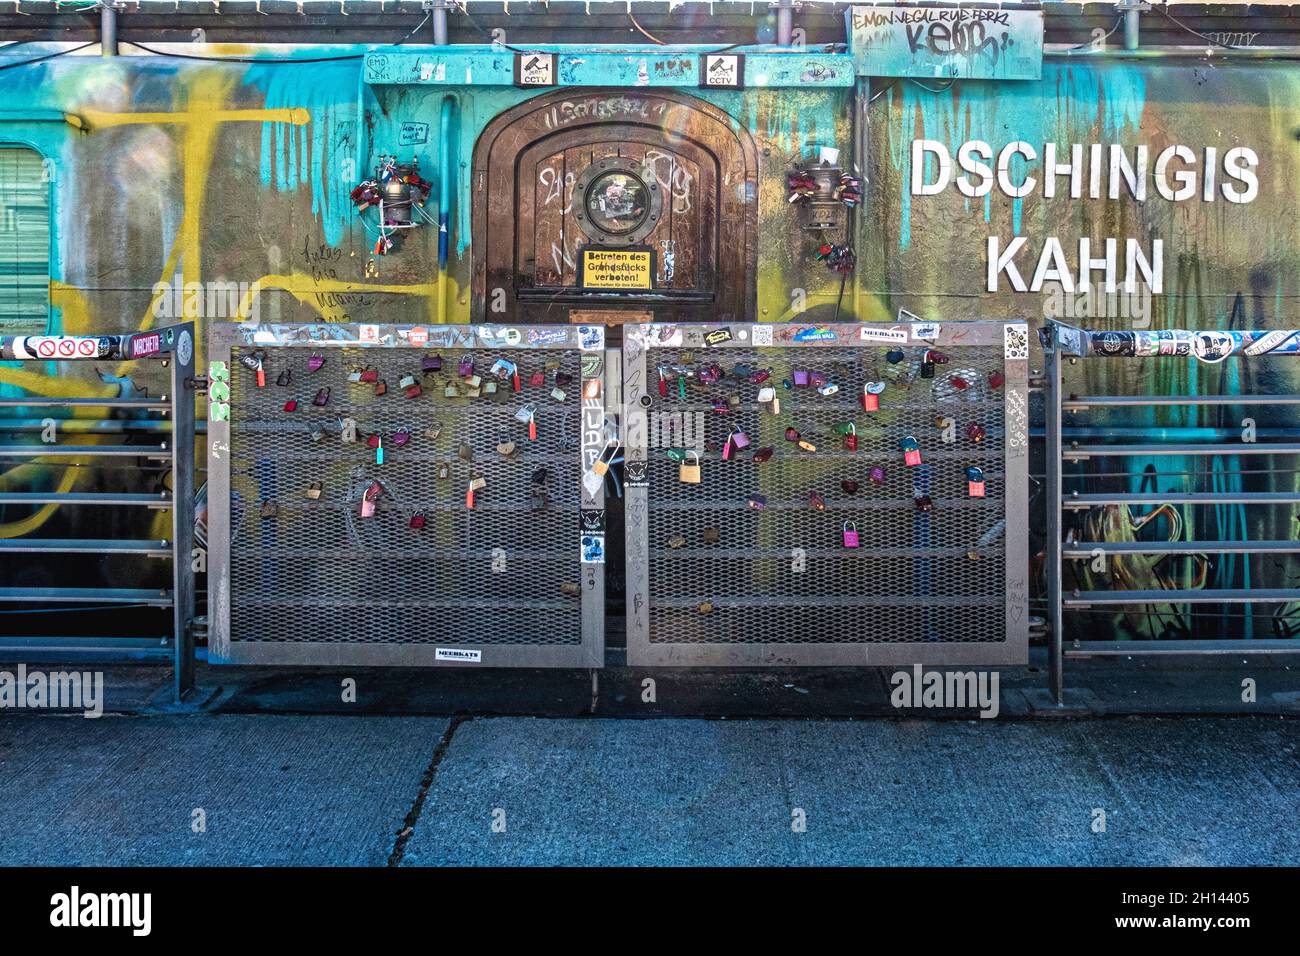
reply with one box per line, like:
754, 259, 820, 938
573, 158, 662, 245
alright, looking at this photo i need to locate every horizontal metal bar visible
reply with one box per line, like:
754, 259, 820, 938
1064, 443, 1300, 459
0, 587, 174, 606
1064, 540, 1300, 557
0, 638, 172, 663
0, 636, 169, 649
1062, 492, 1300, 509
0, 492, 172, 507
1065, 589, 1300, 606
0, 444, 171, 458
1064, 640, 1300, 658
232, 597, 577, 610
0, 539, 170, 555
652, 593, 1005, 609
1063, 395, 1300, 409
0, 398, 169, 409
0, 419, 176, 435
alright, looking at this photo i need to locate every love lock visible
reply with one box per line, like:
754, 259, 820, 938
965, 423, 987, 443
391, 429, 412, 448
458, 355, 475, 377
752, 447, 774, 463
843, 423, 858, 452
409, 512, 427, 530
678, 451, 701, 484
842, 521, 860, 548
793, 370, 810, 388
421, 354, 443, 374
276, 368, 291, 387
443, 382, 460, 399
808, 492, 827, 511
841, 479, 859, 494
747, 493, 767, 511
529, 369, 546, 388
966, 466, 987, 498
555, 371, 573, 388
360, 366, 379, 384
914, 494, 934, 513
551, 386, 567, 403
458, 442, 474, 462
438, 462, 450, 480
560, 582, 582, 598
496, 435, 517, 457
666, 534, 686, 549
901, 436, 922, 467
313, 387, 330, 407
308, 355, 326, 372
530, 487, 550, 511
702, 526, 721, 545
260, 499, 278, 518
305, 481, 323, 500
424, 422, 442, 441
868, 465, 886, 486
374, 379, 388, 397
400, 374, 422, 399
988, 370, 1005, 389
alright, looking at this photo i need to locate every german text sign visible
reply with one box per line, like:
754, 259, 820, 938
847, 3, 1044, 81
580, 249, 654, 290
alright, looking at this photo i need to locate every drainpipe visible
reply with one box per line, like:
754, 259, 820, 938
1117, 0, 1149, 51
437, 96, 454, 324
774, 0, 795, 47
100, 1, 120, 57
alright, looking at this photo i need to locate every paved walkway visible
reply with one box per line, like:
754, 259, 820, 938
0, 714, 1294, 866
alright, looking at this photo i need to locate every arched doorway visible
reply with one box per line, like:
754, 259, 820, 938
472, 89, 758, 324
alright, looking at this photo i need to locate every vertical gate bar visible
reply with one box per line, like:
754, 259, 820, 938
1044, 331, 1065, 703
622, 326, 651, 662
206, 324, 235, 664
169, 323, 197, 701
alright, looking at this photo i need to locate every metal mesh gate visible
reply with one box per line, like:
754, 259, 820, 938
622, 322, 1029, 666
207, 322, 606, 666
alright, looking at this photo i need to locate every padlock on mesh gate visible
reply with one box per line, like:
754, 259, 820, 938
793, 370, 810, 388
730, 428, 751, 451
530, 369, 546, 388
444, 382, 459, 398
410, 512, 427, 530
842, 521, 860, 549
276, 369, 291, 387
868, 465, 886, 486
747, 493, 766, 511
861, 381, 884, 412
843, 424, 858, 452
313, 387, 331, 407
374, 379, 388, 397
400, 374, 421, 399
901, 436, 922, 467
421, 354, 443, 374
458, 355, 474, 377
679, 450, 702, 484
966, 466, 986, 498
360, 366, 379, 384
966, 422, 987, 444
308, 355, 326, 372
305, 481, 323, 500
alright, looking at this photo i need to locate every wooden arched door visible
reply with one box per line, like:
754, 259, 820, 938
472, 90, 758, 324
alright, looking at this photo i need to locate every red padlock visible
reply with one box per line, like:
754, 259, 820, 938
861, 385, 880, 412
844, 424, 858, 452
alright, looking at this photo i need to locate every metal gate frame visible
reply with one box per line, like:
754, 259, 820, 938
622, 320, 1030, 667
207, 321, 607, 667
1043, 320, 1300, 702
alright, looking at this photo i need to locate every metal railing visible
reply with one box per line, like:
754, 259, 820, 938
1043, 321, 1300, 703
622, 320, 1030, 666
206, 321, 607, 667
0, 325, 197, 702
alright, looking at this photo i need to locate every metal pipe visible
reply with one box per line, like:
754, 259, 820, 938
437, 96, 454, 324
433, 0, 448, 46
1124, 8, 1140, 51
776, 0, 794, 47
1044, 338, 1064, 705
100, 2, 118, 58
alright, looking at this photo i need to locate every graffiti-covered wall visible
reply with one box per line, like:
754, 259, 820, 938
1, 36, 1298, 641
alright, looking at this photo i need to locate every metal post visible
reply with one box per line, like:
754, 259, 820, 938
100, 2, 119, 57
433, 0, 448, 46
775, 0, 794, 47
169, 327, 197, 702
1044, 332, 1065, 704
1117, 0, 1147, 52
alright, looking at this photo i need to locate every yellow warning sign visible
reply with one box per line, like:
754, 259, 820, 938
581, 249, 653, 290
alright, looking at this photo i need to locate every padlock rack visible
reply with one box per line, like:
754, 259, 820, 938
206, 321, 606, 667
1042, 321, 1300, 704
622, 321, 1030, 667
0, 324, 197, 702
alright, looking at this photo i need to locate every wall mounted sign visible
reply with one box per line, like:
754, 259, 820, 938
569, 309, 654, 326
700, 53, 744, 89
579, 248, 655, 291
847, 3, 1044, 81
515, 52, 556, 87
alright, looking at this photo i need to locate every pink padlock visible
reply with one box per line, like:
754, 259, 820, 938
842, 521, 860, 549
901, 436, 922, 467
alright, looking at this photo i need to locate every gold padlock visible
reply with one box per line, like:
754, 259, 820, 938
444, 383, 459, 398
469, 475, 487, 492
425, 422, 442, 441
679, 450, 701, 484
496, 439, 516, 457
797, 439, 816, 452
305, 481, 323, 500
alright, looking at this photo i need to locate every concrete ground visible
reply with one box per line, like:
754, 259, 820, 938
0, 713, 1295, 866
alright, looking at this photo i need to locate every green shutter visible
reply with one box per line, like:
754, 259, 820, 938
0, 147, 51, 336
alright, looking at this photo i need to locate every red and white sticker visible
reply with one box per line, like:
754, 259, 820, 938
408, 326, 428, 347
131, 333, 161, 358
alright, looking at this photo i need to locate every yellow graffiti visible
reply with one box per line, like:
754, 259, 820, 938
240, 273, 455, 325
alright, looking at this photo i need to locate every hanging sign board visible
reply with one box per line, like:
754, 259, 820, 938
846, 3, 1044, 81
579, 248, 655, 291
